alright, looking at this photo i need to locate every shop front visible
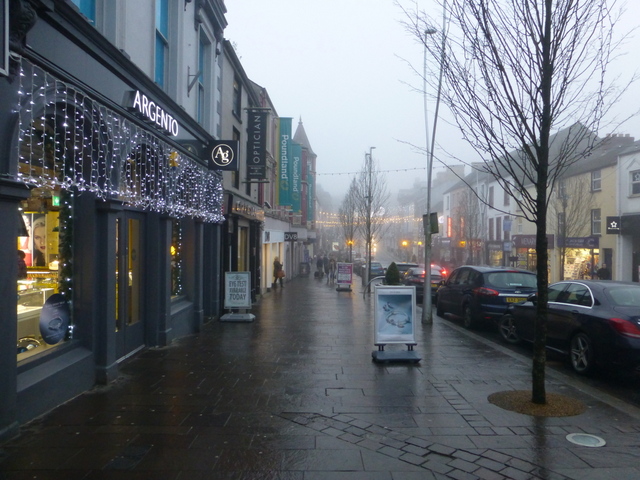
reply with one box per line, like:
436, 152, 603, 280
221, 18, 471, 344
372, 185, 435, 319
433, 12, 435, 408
511, 235, 554, 274
1, 29, 223, 438
557, 236, 600, 280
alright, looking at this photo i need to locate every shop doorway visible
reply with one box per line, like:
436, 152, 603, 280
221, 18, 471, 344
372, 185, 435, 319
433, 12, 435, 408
115, 214, 145, 360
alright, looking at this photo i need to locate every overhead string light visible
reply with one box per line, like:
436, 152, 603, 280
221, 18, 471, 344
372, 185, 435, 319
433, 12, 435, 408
14, 56, 224, 223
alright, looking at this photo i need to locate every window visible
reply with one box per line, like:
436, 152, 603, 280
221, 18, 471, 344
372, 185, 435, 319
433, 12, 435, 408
171, 220, 183, 296
503, 216, 510, 241
591, 170, 601, 191
496, 217, 502, 241
558, 212, 566, 236
71, 0, 96, 24
489, 218, 494, 240
488, 186, 494, 207
591, 208, 601, 235
631, 170, 640, 195
197, 31, 211, 126
517, 217, 523, 233
558, 179, 567, 201
155, 0, 169, 88
503, 188, 510, 206
232, 76, 242, 117
445, 195, 450, 210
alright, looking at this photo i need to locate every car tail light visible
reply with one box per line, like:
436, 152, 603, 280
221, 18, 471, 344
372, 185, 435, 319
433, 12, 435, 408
441, 269, 448, 277
473, 287, 499, 297
609, 318, 640, 339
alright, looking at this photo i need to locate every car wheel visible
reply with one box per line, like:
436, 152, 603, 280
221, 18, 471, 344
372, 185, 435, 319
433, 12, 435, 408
570, 332, 595, 375
498, 315, 521, 344
462, 304, 474, 329
436, 298, 444, 317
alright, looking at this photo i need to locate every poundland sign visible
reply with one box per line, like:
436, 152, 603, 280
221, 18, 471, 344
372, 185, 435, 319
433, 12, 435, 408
128, 90, 179, 136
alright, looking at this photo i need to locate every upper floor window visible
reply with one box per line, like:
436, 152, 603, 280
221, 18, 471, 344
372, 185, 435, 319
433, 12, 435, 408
591, 170, 601, 191
197, 31, 211, 126
631, 170, 640, 195
445, 194, 450, 210
495, 217, 502, 241
71, 0, 96, 24
488, 186, 494, 208
155, 0, 169, 88
558, 178, 567, 200
233, 77, 242, 117
591, 208, 601, 235
503, 189, 510, 206
488, 218, 494, 241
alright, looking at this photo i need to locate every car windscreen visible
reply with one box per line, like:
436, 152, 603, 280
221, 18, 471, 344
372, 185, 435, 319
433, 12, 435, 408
485, 272, 537, 289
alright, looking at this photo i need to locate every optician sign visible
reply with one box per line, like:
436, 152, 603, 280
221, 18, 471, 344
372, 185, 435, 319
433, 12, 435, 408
128, 90, 179, 136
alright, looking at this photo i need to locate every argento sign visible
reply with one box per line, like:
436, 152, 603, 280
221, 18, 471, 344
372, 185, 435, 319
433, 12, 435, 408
128, 90, 179, 136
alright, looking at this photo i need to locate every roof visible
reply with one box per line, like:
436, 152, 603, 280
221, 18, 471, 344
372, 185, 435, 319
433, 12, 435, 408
293, 119, 315, 156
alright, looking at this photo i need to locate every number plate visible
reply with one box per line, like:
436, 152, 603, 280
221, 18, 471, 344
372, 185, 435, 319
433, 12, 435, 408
505, 297, 524, 303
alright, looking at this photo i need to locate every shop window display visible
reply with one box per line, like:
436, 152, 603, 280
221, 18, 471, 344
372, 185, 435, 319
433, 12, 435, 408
17, 188, 73, 361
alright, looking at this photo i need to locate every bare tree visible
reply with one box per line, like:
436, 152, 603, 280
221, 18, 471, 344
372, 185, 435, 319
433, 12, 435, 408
402, 0, 628, 404
339, 178, 360, 262
550, 176, 596, 280
354, 150, 390, 290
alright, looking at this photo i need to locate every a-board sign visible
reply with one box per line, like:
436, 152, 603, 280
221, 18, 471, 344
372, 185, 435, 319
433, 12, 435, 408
224, 271, 252, 309
336, 262, 353, 286
374, 286, 417, 345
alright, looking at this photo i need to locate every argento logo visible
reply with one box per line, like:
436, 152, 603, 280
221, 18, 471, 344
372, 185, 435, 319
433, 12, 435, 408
130, 90, 179, 136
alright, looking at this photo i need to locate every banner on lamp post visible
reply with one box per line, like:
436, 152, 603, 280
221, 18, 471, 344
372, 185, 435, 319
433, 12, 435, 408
291, 141, 302, 213
277, 117, 292, 206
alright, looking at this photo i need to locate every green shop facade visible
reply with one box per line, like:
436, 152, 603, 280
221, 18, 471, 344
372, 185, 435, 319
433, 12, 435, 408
0, 2, 225, 440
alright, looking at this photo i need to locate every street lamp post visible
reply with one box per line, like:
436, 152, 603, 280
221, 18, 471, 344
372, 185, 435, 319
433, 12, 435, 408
365, 146, 375, 292
422, 27, 437, 324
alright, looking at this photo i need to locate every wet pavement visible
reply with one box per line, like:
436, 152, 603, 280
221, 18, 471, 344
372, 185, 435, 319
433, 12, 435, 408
2, 274, 640, 479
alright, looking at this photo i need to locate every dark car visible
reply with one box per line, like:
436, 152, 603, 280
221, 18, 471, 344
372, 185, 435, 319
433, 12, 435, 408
367, 261, 385, 279
498, 280, 640, 375
401, 266, 444, 302
436, 265, 537, 329
394, 262, 419, 276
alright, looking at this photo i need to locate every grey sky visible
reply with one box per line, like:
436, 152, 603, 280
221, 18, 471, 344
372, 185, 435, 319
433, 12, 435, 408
224, 1, 640, 208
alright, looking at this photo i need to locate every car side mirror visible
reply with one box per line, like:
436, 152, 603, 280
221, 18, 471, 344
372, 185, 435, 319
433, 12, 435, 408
528, 293, 537, 304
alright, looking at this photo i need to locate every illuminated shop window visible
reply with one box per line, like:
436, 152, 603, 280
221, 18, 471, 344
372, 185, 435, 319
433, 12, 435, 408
171, 219, 183, 297
17, 187, 74, 361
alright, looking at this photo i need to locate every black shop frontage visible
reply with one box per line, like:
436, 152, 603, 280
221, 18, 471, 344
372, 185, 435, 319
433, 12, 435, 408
0, 8, 224, 440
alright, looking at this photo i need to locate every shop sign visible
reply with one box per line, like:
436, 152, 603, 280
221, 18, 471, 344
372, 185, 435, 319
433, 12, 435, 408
512, 234, 555, 249
128, 90, 179, 136
231, 198, 264, 221
557, 236, 599, 248
486, 241, 503, 251
606, 216, 621, 234
207, 140, 239, 171
224, 272, 252, 309
285, 231, 298, 241
0, 0, 7, 77
247, 109, 269, 180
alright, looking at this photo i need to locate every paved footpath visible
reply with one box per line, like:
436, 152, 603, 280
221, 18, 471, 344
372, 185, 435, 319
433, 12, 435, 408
2, 275, 640, 479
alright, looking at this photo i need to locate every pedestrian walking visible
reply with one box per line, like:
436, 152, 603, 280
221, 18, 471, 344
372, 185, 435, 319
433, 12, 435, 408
273, 257, 284, 288
316, 255, 324, 278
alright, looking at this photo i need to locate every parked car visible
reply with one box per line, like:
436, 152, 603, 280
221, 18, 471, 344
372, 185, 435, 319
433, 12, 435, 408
401, 266, 444, 302
353, 258, 365, 276
498, 280, 640, 375
435, 266, 537, 329
394, 262, 419, 276
367, 261, 385, 279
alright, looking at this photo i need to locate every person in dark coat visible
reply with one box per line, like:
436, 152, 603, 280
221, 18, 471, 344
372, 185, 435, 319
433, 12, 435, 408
597, 264, 611, 280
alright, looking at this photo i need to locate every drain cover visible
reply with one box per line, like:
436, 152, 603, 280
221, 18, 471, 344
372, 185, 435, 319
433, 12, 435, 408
566, 433, 606, 447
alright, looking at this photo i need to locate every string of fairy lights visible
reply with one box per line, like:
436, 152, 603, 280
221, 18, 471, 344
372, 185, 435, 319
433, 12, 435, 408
15, 56, 224, 223
315, 210, 423, 227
